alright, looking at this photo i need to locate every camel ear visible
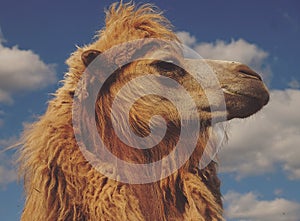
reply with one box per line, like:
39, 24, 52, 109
81, 49, 101, 67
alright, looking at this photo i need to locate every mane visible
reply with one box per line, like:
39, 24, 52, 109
103, 2, 177, 42
19, 2, 224, 220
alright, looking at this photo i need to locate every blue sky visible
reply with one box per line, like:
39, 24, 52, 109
0, 0, 300, 220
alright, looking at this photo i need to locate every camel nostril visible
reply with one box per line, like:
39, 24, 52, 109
237, 65, 262, 81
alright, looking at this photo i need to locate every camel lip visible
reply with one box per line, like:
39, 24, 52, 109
221, 86, 269, 106
237, 65, 262, 81
221, 87, 257, 98
240, 74, 262, 81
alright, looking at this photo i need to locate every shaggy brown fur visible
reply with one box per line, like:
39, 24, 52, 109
19, 2, 269, 221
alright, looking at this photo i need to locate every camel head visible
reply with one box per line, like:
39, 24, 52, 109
80, 43, 269, 130
77, 40, 269, 177
75, 3, 269, 131
72, 2, 270, 180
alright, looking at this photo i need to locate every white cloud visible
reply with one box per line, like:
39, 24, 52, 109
0, 137, 19, 187
219, 89, 300, 180
224, 191, 300, 221
0, 136, 18, 148
0, 31, 57, 104
0, 88, 13, 104
177, 31, 271, 82
288, 79, 300, 89
176, 31, 197, 47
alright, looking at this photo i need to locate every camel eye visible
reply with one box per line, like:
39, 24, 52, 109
154, 60, 179, 72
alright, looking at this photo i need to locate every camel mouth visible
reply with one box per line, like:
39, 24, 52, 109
221, 86, 269, 104
222, 84, 270, 120
221, 76, 269, 103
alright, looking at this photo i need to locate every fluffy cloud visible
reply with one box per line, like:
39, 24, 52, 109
0, 32, 57, 104
176, 31, 197, 47
219, 89, 300, 180
288, 79, 300, 89
177, 31, 271, 82
0, 137, 19, 187
224, 191, 300, 221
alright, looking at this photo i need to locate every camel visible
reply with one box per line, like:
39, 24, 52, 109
19, 2, 269, 221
